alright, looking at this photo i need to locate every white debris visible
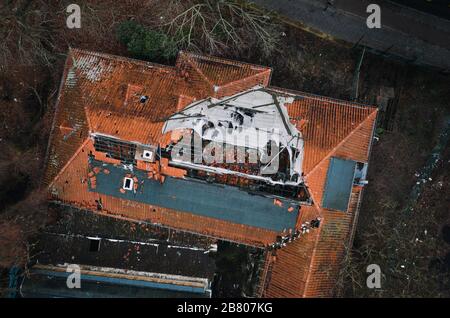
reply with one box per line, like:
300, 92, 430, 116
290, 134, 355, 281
121, 163, 134, 172
163, 86, 305, 184
75, 54, 113, 82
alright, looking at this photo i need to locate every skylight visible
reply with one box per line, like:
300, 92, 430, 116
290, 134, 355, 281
123, 177, 134, 191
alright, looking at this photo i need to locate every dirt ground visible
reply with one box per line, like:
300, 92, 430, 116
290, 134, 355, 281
0, 0, 449, 297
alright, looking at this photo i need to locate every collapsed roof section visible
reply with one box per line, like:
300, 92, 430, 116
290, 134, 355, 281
162, 86, 304, 186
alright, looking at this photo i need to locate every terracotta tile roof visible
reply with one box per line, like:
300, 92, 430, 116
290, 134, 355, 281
261, 187, 363, 297
44, 49, 378, 297
177, 51, 271, 87
73, 50, 199, 145
176, 51, 272, 97
267, 87, 378, 175
49, 139, 282, 247
255, 89, 377, 298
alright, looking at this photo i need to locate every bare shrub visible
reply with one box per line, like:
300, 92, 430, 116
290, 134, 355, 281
337, 194, 450, 297
0, 0, 56, 67
160, 0, 280, 57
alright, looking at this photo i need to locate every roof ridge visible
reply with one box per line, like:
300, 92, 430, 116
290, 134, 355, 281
180, 50, 270, 71
178, 51, 272, 91
267, 86, 378, 111
302, 219, 323, 297
69, 48, 176, 72
217, 68, 272, 91
179, 51, 215, 88
48, 138, 91, 189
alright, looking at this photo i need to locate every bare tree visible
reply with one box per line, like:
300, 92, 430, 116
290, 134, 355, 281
161, 0, 280, 57
0, 0, 56, 67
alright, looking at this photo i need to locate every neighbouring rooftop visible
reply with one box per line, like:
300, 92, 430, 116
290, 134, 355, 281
23, 204, 264, 298
34, 204, 217, 278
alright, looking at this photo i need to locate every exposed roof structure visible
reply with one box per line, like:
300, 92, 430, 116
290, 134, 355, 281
44, 49, 378, 297
163, 87, 304, 184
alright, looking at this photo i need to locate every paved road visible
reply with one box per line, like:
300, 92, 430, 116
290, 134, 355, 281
251, 0, 450, 71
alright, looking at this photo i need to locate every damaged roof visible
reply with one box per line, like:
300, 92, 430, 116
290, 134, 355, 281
44, 49, 378, 297
88, 159, 299, 232
176, 51, 272, 88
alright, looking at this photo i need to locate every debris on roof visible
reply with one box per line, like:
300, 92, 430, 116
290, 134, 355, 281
87, 159, 300, 232
163, 86, 304, 186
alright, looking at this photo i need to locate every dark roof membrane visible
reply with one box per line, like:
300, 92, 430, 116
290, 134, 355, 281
322, 157, 356, 212
88, 160, 299, 232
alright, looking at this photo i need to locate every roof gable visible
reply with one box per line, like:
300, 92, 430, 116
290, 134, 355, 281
176, 51, 272, 97
282, 90, 377, 174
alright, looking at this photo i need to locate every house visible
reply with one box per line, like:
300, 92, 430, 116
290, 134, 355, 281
42, 48, 378, 297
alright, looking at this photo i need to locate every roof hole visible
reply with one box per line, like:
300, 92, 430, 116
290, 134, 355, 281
123, 177, 134, 191
140, 95, 149, 103
442, 225, 450, 244
89, 238, 101, 252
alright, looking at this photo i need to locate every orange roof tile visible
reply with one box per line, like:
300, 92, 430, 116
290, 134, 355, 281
177, 51, 271, 87
176, 51, 272, 98
257, 92, 377, 297
49, 139, 280, 247
270, 87, 378, 175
